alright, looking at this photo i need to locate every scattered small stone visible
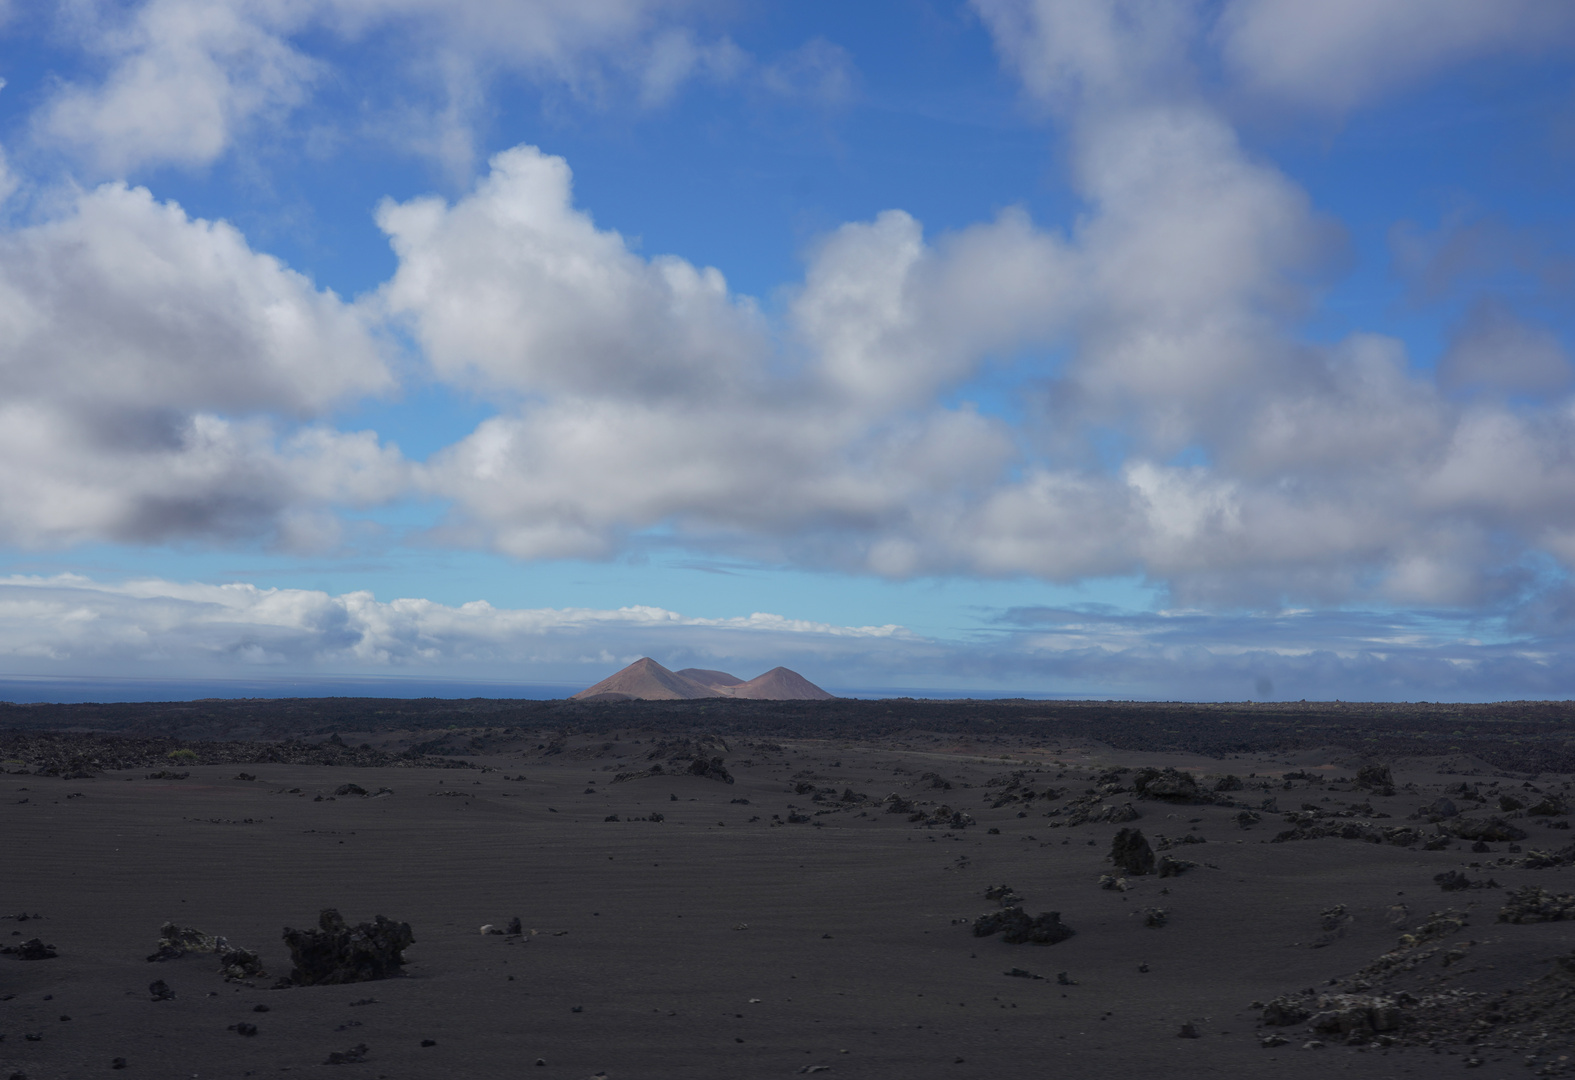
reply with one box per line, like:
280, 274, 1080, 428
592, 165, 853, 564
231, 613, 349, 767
324, 1043, 369, 1065
149, 980, 175, 1001
1178, 1022, 1200, 1038
1434, 869, 1499, 892
1142, 908, 1169, 928
111, 1058, 128, 1069
228, 1022, 258, 1036
1056, 972, 1075, 986
1004, 968, 1043, 980
421, 1039, 437, 1047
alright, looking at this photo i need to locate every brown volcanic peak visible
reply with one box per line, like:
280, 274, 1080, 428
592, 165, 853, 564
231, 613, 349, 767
725, 666, 835, 701
569, 658, 719, 701
676, 668, 745, 691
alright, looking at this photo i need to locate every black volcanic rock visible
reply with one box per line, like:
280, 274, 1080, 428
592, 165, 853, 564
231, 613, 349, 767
972, 907, 1074, 945
984, 884, 1024, 906
282, 909, 413, 985
1499, 886, 1575, 924
1108, 828, 1156, 875
147, 922, 218, 962
219, 946, 266, 980
686, 757, 734, 783
1133, 767, 1203, 802
10, 937, 57, 960
1449, 817, 1529, 843
1355, 764, 1395, 796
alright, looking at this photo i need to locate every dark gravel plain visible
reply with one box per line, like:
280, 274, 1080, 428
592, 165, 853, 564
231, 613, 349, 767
6, 698, 1575, 1078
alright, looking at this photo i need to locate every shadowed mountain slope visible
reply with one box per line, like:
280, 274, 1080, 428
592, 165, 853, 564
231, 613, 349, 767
676, 668, 745, 691
726, 666, 835, 701
569, 658, 718, 701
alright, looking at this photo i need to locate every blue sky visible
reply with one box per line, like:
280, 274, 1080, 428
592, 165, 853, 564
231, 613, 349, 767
1, 0, 1574, 702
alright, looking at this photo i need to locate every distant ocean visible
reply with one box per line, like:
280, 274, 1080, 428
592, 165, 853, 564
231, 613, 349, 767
0, 676, 584, 704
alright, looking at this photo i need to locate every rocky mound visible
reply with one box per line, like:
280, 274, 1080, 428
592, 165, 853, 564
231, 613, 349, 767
612, 736, 735, 783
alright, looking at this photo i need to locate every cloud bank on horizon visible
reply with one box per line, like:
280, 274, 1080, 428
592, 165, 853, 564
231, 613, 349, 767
0, 0, 1573, 700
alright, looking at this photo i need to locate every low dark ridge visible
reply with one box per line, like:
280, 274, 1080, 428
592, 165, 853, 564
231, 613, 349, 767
3, 696, 1575, 773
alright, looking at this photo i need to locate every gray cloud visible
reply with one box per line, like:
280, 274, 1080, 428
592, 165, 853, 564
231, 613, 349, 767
1215, 0, 1575, 113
